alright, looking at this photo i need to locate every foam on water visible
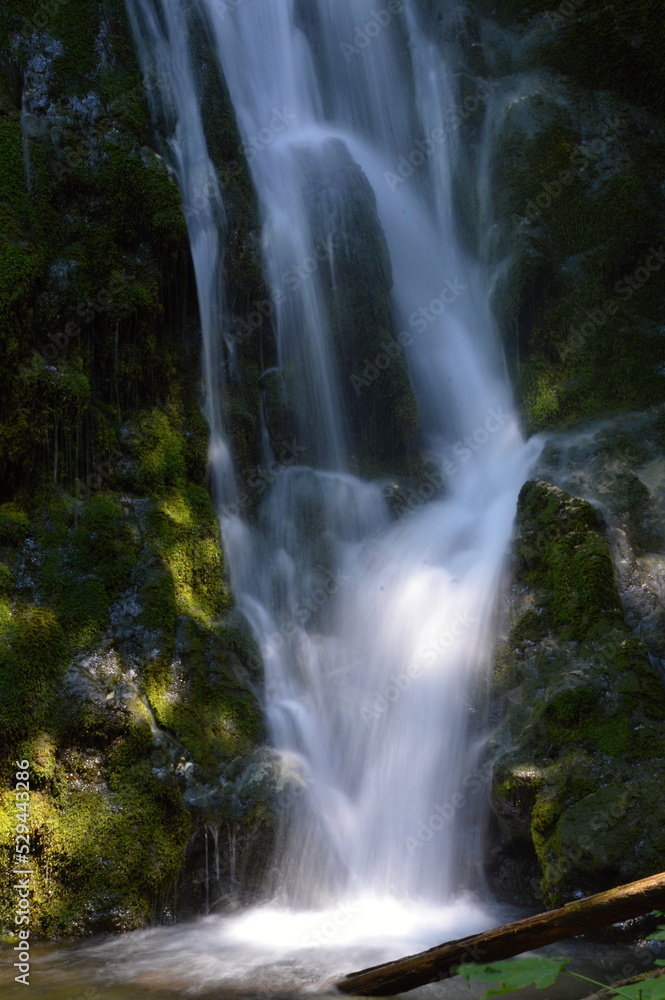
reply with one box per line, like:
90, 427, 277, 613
28, 895, 499, 995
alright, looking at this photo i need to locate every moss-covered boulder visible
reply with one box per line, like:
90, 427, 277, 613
514, 479, 624, 640
535, 407, 665, 653
0, 412, 275, 935
490, 477, 665, 906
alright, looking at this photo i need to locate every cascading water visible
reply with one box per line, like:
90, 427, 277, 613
122, 0, 542, 986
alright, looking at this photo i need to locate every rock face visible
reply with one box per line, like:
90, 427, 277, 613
299, 138, 420, 478
0, 416, 288, 934
489, 409, 665, 908
435, 0, 665, 432
0, 0, 279, 936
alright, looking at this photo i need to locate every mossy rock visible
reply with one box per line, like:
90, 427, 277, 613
598, 471, 663, 554
141, 484, 229, 633
492, 471, 665, 906
0, 0, 201, 496
537, 769, 665, 905
32, 488, 138, 650
492, 637, 520, 691
474, 31, 665, 432
133, 408, 188, 495
143, 616, 263, 778
57, 578, 111, 649
509, 608, 548, 648
0, 562, 13, 595
514, 480, 623, 640
0, 761, 192, 936
492, 760, 545, 844
0, 502, 29, 545
0, 605, 68, 746
73, 495, 137, 592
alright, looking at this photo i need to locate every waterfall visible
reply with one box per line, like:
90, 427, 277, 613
126, 0, 540, 951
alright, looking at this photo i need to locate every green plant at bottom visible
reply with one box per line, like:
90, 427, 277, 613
458, 919, 665, 1000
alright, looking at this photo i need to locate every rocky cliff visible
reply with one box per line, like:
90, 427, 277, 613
0, 0, 282, 935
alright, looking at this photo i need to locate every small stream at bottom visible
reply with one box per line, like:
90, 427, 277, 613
0, 896, 656, 1000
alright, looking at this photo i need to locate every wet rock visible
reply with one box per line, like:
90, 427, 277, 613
491, 454, 665, 907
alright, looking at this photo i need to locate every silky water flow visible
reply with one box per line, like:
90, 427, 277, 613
101, 0, 543, 990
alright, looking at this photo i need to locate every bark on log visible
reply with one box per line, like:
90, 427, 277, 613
335, 871, 665, 996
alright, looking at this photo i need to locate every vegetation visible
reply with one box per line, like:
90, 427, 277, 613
458, 918, 665, 1000
0, 0, 271, 936
491, 476, 665, 906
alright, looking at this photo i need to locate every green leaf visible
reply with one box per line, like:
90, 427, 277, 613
456, 957, 571, 995
609, 976, 665, 1000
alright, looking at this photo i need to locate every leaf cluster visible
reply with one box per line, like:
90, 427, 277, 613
458, 919, 665, 1000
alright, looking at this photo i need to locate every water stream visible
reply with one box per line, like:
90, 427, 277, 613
75, 0, 542, 989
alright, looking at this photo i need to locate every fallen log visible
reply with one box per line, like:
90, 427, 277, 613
335, 871, 665, 996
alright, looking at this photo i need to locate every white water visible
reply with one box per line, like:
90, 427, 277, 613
125, 0, 541, 987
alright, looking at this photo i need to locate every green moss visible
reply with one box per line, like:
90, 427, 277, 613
520, 362, 561, 429
73, 495, 136, 593
531, 790, 561, 854
492, 638, 520, 691
509, 609, 548, 648
515, 481, 624, 641
131, 465, 262, 775
1, 359, 92, 491
31, 489, 140, 650
0, 606, 69, 746
23, 732, 58, 786
147, 673, 261, 774
100, 145, 187, 257
137, 409, 188, 495
144, 618, 262, 775
137, 476, 261, 772
528, 654, 664, 761
0, 563, 13, 595
584, 715, 633, 757
544, 687, 598, 728
143, 486, 228, 627
535, 687, 643, 758
57, 577, 110, 648
0, 502, 29, 545
105, 723, 155, 783
0, 0, 198, 496
549, 530, 622, 640
49, 0, 99, 88
539, 769, 665, 906
529, 753, 602, 901
0, 758, 192, 936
